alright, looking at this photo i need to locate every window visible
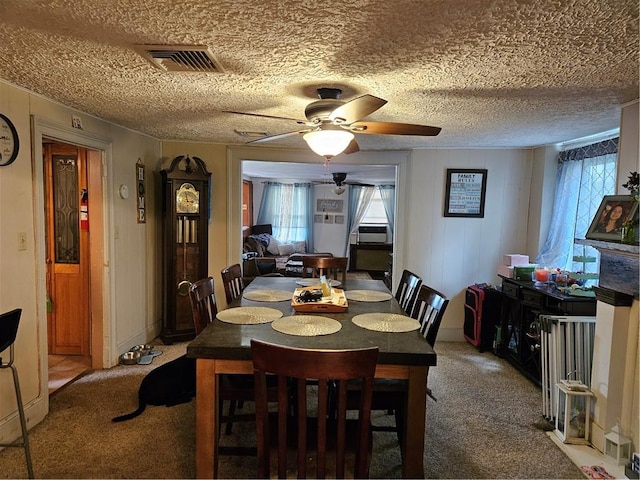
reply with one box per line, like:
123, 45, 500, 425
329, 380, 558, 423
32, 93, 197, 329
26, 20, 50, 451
361, 189, 388, 225
256, 182, 313, 245
536, 136, 618, 276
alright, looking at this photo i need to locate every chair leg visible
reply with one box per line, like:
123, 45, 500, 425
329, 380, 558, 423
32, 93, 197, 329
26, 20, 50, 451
225, 400, 237, 435
427, 387, 437, 402
0, 366, 34, 478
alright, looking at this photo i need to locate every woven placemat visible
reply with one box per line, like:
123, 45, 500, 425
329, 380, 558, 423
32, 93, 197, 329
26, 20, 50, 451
352, 312, 420, 333
345, 290, 393, 302
243, 289, 292, 302
272, 315, 342, 336
296, 279, 342, 288
216, 306, 283, 324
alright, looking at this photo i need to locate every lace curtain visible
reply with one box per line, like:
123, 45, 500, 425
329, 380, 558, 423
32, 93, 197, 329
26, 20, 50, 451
535, 138, 618, 274
256, 181, 314, 251
344, 185, 375, 255
378, 184, 395, 235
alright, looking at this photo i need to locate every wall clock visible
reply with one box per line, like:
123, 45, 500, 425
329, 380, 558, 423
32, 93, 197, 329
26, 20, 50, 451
0, 113, 19, 167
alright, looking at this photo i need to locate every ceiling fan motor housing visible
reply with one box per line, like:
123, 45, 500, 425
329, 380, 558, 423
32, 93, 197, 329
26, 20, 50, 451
305, 99, 345, 123
332, 172, 347, 186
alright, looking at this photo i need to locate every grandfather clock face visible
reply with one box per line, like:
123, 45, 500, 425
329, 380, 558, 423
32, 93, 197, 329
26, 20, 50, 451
176, 182, 199, 214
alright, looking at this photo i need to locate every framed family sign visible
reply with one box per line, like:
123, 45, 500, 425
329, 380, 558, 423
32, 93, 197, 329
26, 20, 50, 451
444, 168, 487, 218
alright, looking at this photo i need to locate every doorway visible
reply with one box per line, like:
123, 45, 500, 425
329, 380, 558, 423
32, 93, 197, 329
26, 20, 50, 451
43, 139, 104, 392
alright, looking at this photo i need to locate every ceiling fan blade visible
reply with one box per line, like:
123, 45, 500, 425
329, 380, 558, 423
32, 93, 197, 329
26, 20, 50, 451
342, 138, 360, 155
247, 129, 312, 144
350, 121, 441, 136
224, 110, 306, 124
329, 95, 387, 124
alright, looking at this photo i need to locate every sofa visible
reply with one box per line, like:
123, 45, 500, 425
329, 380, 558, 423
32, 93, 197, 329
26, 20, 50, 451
242, 224, 333, 276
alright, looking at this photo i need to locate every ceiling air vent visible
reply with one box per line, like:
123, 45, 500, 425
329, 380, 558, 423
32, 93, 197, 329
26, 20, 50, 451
135, 45, 224, 73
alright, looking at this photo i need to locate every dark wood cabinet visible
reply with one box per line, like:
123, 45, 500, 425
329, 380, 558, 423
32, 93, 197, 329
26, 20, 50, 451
160, 155, 211, 343
348, 243, 393, 277
499, 277, 597, 386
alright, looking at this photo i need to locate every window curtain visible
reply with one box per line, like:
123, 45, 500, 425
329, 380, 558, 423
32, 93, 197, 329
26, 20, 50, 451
344, 184, 375, 255
256, 181, 314, 251
535, 138, 618, 274
378, 184, 395, 235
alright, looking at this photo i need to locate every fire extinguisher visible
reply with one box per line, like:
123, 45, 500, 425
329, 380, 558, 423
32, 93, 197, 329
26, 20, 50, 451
80, 189, 89, 231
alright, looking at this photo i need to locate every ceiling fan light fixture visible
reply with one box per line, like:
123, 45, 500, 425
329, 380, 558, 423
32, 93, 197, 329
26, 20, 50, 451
303, 129, 354, 158
332, 186, 346, 195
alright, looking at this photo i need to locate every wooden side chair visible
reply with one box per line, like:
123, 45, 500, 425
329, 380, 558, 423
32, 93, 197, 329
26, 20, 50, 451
188, 277, 256, 443
349, 285, 449, 458
221, 263, 245, 305
394, 269, 422, 315
349, 284, 449, 456
301, 256, 348, 285
251, 339, 378, 479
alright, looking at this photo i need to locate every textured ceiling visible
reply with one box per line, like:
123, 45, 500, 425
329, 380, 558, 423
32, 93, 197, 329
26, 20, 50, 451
0, 0, 637, 154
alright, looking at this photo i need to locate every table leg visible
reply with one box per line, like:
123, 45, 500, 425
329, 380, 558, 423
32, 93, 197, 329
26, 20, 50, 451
196, 359, 217, 479
402, 365, 427, 479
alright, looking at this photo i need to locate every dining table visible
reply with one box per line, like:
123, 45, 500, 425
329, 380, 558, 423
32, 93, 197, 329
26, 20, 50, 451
186, 276, 437, 479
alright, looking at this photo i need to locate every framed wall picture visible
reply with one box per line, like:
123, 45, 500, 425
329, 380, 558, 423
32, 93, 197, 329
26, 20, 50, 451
444, 168, 487, 218
317, 198, 343, 213
585, 195, 638, 242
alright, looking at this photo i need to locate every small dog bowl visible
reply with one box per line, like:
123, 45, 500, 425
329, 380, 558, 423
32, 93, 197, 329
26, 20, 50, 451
119, 351, 141, 365
130, 344, 153, 355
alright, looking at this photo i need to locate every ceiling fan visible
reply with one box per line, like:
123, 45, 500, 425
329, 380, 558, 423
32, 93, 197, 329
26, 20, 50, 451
312, 172, 372, 195
225, 87, 441, 158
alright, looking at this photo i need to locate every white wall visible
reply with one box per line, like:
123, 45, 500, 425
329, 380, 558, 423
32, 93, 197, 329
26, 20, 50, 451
313, 184, 350, 255
0, 80, 162, 440
403, 149, 533, 341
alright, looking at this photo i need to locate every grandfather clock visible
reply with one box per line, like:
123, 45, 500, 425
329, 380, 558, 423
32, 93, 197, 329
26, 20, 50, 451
161, 155, 211, 343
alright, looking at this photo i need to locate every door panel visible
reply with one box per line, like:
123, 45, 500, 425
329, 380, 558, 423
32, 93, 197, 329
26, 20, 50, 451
45, 143, 90, 356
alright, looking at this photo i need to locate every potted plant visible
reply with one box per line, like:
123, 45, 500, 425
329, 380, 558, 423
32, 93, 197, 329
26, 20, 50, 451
621, 171, 639, 244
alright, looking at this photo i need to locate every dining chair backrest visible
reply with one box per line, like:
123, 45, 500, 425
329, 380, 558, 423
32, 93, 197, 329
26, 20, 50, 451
189, 277, 218, 335
395, 269, 422, 315
221, 263, 244, 305
251, 339, 378, 479
0, 308, 21, 355
411, 284, 449, 347
301, 256, 348, 285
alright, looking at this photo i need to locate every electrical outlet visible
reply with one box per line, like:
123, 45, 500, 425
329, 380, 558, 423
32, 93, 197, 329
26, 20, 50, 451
17, 232, 26, 251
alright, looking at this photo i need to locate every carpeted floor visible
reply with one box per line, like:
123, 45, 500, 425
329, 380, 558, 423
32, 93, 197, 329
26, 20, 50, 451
0, 342, 585, 479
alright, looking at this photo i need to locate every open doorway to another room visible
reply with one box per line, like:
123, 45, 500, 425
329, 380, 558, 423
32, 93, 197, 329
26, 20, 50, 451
241, 160, 396, 281
42, 139, 104, 394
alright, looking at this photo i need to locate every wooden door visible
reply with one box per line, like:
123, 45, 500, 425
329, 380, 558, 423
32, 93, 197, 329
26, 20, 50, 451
45, 143, 91, 355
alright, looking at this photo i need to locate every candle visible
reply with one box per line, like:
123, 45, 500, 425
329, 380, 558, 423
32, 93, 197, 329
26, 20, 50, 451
535, 268, 549, 282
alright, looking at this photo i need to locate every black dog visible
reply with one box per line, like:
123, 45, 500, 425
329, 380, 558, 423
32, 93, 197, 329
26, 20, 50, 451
112, 354, 196, 422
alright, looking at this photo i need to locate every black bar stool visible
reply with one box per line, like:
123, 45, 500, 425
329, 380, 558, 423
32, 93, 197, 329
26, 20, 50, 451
0, 308, 34, 478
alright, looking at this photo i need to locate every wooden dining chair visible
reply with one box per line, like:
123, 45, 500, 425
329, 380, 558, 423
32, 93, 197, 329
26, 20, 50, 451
189, 277, 257, 441
394, 269, 422, 315
347, 283, 448, 457
251, 339, 378, 479
221, 263, 245, 305
301, 256, 348, 285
